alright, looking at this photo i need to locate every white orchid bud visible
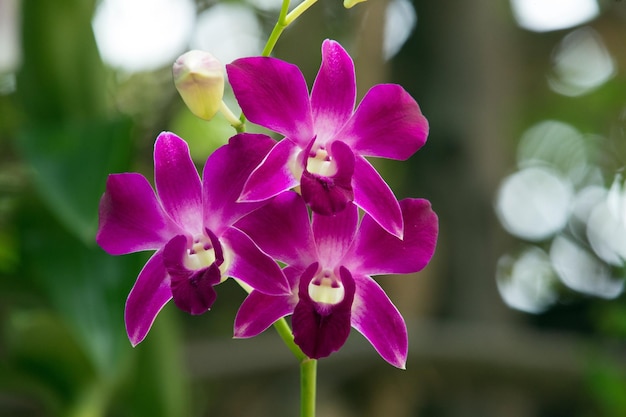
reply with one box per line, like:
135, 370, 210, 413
173, 50, 224, 120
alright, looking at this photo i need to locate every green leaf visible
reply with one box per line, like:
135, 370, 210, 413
17, 117, 133, 244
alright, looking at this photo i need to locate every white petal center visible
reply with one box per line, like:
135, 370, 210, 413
308, 270, 345, 305
307, 148, 337, 177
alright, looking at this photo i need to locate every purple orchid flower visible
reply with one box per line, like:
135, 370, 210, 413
233, 192, 438, 368
226, 39, 429, 238
96, 132, 289, 346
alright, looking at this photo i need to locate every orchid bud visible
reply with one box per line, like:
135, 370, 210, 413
173, 50, 224, 121
343, 0, 366, 8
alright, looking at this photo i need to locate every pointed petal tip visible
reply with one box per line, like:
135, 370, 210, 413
390, 222, 404, 240
390, 352, 407, 369
127, 324, 146, 347
129, 337, 140, 348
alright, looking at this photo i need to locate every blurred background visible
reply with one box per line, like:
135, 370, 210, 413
1, 0, 626, 416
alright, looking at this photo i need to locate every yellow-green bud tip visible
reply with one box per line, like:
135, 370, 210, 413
173, 50, 225, 121
343, 0, 367, 8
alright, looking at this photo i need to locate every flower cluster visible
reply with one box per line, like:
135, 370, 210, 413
97, 39, 438, 368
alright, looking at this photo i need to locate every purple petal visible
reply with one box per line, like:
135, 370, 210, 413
227, 57, 314, 146
97, 173, 182, 255
239, 138, 301, 203
222, 227, 290, 295
292, 265, 355, 359
350, 274, 407, 369
235, 192, 316, 268
203, 133, 276, 234
312, 202, 358, 268
154, 132, 203, 235
163, 235, 220, 315
310, 40, 356, 145
234, 291, 296, 338
125, 251, 172, 346
338, 84, 428, 160
234, 266, 301, 338
345, 198, 438, 275
301, 140, 355, 215
352, 156, 403, 238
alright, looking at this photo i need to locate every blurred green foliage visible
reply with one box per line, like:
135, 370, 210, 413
0, 0, 190, 415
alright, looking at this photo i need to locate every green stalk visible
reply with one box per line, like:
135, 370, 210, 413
262, 0, 291, 56
272, 317, 307, 362
284, 0, 318, 26
220, 100, 245, 133
272, 318, 317, 416
261, 0, 319, 57
300, 358, 317, 417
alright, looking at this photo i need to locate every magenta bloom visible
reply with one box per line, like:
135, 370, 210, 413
233, 192, 438, 368
227, 39, 429, 238
96, 132, 289, 346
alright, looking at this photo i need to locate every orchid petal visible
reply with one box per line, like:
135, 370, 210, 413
346, 198, 438, 275
338, 84, 428, 160
97, 173, 182, 255
352, 156, 403, 238
203, 133, 276, 234
301, 140, 355, 215
163, 235, 220, 315
310, 40, 356, 145
234, 266, 301, 338
154, 132, 203, 235
235, 192, 316, 268
125, 250, 172, 346
239, 138, 300, 203
293, 264, 355, 359
351, 274, 408, 369
312, 202, 358, 268
234, 291, 295, 338
222, 227, 290, 295
227, 57, 314, 146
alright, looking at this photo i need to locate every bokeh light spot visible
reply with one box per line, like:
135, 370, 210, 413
383, 0, 416, 60
550, 235, 624, 299
510, 0, 599, 32
496, 247, 558, 313
587, 176, 626, 266
548, 27, 615, 97
495, 166, 573, 241
190, 4, 264, 65
92, 0, 196, 72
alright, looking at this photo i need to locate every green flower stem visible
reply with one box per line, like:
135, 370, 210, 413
262, 0, 291, 56
262, 0, 319, 57
272, 318, 317, 417
300, 358, 317, 417
272, 317, 307, 362
220, 100, 245, 133
284, 0, 318, 26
